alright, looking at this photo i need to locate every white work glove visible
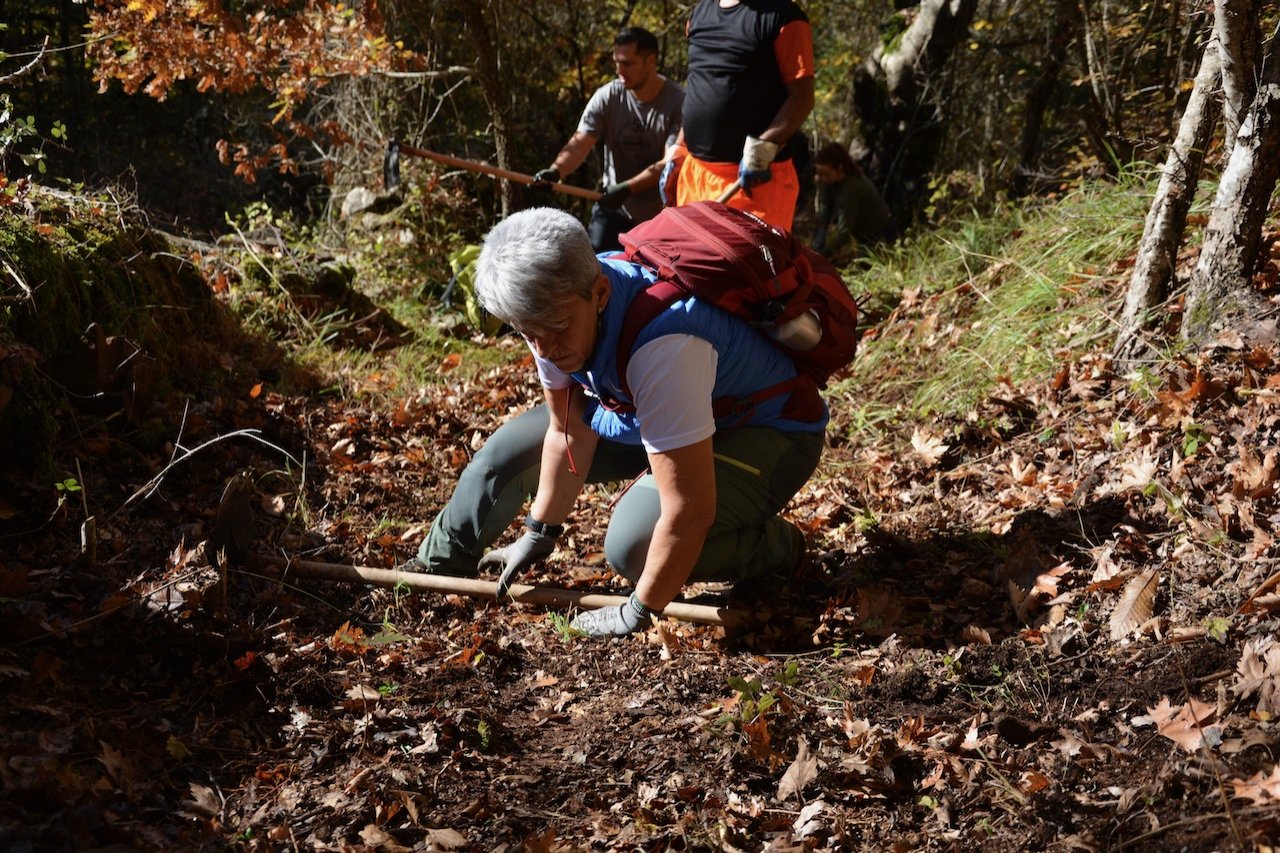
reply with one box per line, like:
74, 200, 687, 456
571, 592, 660, 637
739, 136, 779, 192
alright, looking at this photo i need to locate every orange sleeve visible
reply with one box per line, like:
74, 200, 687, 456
774, 20, 814, 82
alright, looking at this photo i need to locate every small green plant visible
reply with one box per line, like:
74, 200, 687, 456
53, 477, 81, 512
1142, 480, 1185, 519
1111, 420, 1128, 449
853, 508, 880, 533
1203, 616, 1229, 643
777, 658, 801, 687
831, 641, 848, 659
476, 720, 492, 751
368, 611, 410, 646
377, 682, 400, 697
1127, 366, 1163, 402
721, 675, 777, 726
1181, 422, 1209, 458
547, 611, 583, 642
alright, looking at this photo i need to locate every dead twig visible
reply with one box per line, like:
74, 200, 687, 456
110, 429, 300, 521
0, 36, 50, 85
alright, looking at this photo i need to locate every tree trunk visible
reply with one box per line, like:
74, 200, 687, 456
1013, 0, 1082, 197
1112, 40, 1221, 368
1214, 0, 1260, 152
1182, 70, 1280, 347
852, 0, 978, 229
456, 0, 517, 217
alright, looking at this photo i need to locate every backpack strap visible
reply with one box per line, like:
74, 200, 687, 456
601, 279, 684, 415
602, 279, 825, 425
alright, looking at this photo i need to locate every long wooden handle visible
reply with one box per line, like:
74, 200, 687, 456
398, 143, 603, 202
251, 555, 745, 627
716, 179, 743, 204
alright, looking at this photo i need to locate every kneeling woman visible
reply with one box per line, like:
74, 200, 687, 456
408, 208, 826, 636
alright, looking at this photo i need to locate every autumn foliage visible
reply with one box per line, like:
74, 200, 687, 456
86, 0, 418, 181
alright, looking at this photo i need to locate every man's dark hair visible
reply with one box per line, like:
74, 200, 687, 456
615, 27, 659, 57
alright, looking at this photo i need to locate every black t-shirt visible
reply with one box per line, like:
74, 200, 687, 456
683, 0, 808, 163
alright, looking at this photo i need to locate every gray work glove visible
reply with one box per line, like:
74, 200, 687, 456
480, 529, 558, 598
571, 592, 660, 637
598, 182, 631, 210
533, 167, 561, 187
738, 135, 779, 192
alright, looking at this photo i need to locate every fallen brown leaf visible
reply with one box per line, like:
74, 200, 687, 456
1109, 569, 1160, 640
776, 737, 819, 802
1233, 638, 1280, 715
911, 428, 949, 467
1228, 764, 1280, 804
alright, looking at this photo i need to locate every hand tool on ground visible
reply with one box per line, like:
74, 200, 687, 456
250, 554, 746, 627
384, 139, 602, 201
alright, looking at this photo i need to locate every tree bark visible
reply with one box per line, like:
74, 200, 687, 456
455, 0, 517, 217
1214, 0, 1260, 152
852, 0, 978, 228
1112, 40, 1221, 367
1182, 69, 1280, 347
1013, 0, 1082, 197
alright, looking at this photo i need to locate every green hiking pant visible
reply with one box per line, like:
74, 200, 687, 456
418, 404, 823, 583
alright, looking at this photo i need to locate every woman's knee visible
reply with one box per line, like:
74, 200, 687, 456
603, 523, 648, 583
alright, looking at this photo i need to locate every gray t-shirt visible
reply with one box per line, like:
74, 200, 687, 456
578, 77, 684, 223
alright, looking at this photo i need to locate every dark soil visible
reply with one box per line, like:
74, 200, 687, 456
2, 197, 1278, 851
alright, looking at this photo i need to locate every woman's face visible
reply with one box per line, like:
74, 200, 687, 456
815, 163, 844, 186
515, 274, 610, 373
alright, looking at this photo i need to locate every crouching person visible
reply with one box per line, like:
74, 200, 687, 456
406, 208, 826, 637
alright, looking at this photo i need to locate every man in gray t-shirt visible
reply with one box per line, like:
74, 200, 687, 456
534, 27, 684, 252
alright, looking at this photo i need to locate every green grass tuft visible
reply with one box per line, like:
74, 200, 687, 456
829, 172, 1160, 444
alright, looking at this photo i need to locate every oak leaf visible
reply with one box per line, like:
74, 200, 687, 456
911, 428, 949, 467
776, 737, 818, 802
1228, 765, 1280, 804
1133, 696, 1217, 752
1233, 638, 1280, 715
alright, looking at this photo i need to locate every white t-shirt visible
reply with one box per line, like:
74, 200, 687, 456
534, 334, 718, 453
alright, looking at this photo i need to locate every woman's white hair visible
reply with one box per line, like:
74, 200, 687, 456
474, 207, 599, 331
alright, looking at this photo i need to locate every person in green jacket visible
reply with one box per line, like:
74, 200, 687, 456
811, 141, 894, 261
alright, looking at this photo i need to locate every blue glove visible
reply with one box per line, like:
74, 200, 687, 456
598, 182, 631, 210
739, 135, 779, 192
479, 528, 559, 598
570, 592, 660, 637
659, 157, 680, 206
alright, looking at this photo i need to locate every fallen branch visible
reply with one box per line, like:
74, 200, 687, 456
251, 554, 747, 627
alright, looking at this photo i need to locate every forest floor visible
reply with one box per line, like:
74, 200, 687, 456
2, 193, 1280, 851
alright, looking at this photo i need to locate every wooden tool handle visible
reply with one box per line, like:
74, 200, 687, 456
251, 555, 745, 627
398, 144, 603, 202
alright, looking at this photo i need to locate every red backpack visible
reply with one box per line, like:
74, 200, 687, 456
610, 201, 859, 421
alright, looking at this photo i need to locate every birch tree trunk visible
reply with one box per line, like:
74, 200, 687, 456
1112, 41, 1221, 368
1182, 67, 1280, 347
1214, 0, 1260, 152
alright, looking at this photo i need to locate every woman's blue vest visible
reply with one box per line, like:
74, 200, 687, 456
570, 257, 829, 445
